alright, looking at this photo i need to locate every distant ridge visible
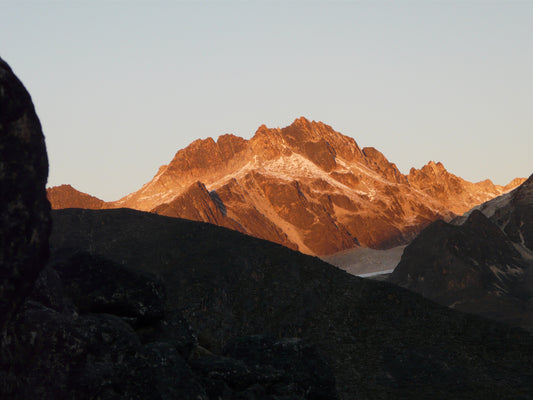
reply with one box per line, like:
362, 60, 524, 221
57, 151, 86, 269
48, 117, 525, 255
47, 184, 107, 210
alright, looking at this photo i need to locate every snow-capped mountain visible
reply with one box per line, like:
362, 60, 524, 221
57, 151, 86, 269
47, 117, 524, 255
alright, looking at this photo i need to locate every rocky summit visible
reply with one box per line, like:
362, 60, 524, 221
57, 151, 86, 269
48, 117, 524, 256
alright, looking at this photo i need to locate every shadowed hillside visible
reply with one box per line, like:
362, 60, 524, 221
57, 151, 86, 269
51, 208, 533, 400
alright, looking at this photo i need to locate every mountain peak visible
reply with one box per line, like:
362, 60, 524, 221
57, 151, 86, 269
47, 184, 107, 210
291, 116, 315, 128
79, 118, 525, 255
426, 160, 446, 172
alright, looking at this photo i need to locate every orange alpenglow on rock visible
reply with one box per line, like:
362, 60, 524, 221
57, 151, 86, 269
48, 117, 525, 256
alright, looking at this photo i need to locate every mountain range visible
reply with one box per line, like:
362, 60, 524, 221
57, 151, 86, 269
47, 117, 524, 255
5, 55, 533, 400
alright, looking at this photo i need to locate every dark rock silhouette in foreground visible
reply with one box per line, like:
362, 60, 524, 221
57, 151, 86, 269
0, 57, 51, 331
51, 207, 533, 399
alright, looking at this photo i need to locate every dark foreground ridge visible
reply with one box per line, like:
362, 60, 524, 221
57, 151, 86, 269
50, 207, 533, 399
3, 56, 533, 399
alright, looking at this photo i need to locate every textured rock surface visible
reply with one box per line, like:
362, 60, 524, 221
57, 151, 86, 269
455, 173, 533, 255
50, 208, 533, 399
47, 184, 107, 209
3, 247, 337, 399
50, 250, 166, 327
390, 201, 533, 329
0, 57, 51, 330
223, 336, 337, 400
51, 117, 523, 255
407, 161, 526, 215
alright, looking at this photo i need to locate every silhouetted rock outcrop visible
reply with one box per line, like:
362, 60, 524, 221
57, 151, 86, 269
0, 57, 50, 330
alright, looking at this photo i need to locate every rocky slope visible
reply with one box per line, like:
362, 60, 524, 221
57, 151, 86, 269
390, 175, 533, 329
1, 57, 338, 400
47, 184, 107, 209
50, 207, 533, 400
407, 161, 524, 214
50, 117, 523, 255
454, 173, 533, 256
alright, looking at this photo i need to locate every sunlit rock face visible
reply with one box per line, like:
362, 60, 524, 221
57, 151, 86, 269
51, 117, 523, 255
0, 57, 51, 330
47, 184, 107, 209
407, 161, 525, 215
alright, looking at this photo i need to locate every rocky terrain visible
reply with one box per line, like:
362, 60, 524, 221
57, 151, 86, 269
48, 118, 524, 255
47, 184, 108, 210
6, 56, 533, 400
50, 207, 533, 399
390, 175, 533, 330
1, 57, 338, 400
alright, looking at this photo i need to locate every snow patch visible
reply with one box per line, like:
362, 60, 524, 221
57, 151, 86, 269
321, 245, 406, 277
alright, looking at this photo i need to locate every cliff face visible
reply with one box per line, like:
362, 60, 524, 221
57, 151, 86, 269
50, 117, 524, 255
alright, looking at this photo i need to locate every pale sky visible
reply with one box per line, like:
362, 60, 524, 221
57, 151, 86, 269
1, 1, 531, 201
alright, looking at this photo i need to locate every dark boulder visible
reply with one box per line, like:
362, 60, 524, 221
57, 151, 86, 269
1, 301, 140, 399
50, 250, 166, 327
28, 265, 74, 313
224, 336, 338, 400
136, 311, 198, 359
127, 342, 209, 400
0, 57, 51, 331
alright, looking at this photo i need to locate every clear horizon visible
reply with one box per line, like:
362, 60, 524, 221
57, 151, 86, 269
1, 1, 531, 201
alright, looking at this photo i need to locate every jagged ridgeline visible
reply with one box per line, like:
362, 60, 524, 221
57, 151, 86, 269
3, 56, 533, 399
48, 118, 524, 256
